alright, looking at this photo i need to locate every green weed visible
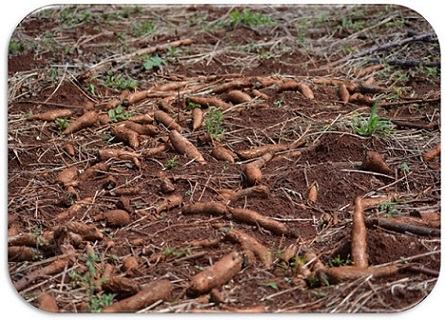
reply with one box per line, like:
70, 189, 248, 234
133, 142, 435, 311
9, 40, 24, 53
329, 254, 352, 267
203, 106, 225, 141
351, 101, 393, 137
108, 105, 131, 123
164, 156, 179, 169
69, 248, 115, 312
100, 72, 138, 91
55, 118, 69, 131
228, 8, 276, 27
143, 55, 166, 70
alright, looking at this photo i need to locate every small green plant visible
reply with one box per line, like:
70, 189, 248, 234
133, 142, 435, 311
101, 72, 137, 91
399, 161, 410, 173
9, 40, 24, 53
162, 246, 186, 258
378, 201, 400, 218
329, 254, 352, 267
274, 99, 283, 107
55, 118, 69, 131
351, 101, 393, 137
69, 248, 115, 312
262, 282, 279, 290
203, 106, 225, 141
108, 105, 130, 123
143, 55, 166, 70
228, 8, 276, 27
132, 21, 155, 37
164, 156, 179, 169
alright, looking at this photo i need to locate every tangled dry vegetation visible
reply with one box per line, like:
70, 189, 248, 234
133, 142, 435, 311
7, 4, 440, 313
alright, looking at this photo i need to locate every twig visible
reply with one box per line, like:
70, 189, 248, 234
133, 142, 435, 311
326, 32, 436, 67
366, 217, 440, 236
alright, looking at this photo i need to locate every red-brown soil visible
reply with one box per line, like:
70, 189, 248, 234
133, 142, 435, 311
7, 4, 440, 313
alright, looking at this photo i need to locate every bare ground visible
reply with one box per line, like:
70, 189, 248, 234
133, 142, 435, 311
7, 4, 440, 313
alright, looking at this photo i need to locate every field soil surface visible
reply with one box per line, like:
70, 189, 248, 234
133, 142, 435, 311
7, 4, 440, 313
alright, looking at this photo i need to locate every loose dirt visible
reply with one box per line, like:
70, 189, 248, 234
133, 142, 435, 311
7, 4, 440, 313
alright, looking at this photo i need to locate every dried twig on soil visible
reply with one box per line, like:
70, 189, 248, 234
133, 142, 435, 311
327, 32, 436, 67
365, 217, 440, 237
102, 279, 173, 313
188, 251, 243, 296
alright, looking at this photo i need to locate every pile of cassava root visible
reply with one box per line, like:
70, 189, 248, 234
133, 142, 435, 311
11, 71, 440, 313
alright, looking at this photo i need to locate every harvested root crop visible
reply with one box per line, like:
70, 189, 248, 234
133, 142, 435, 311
224, 228, 273, 269
122, 121, 159, 136
62, 111, 98, 135
243, 152, 274, 186
192, 107, 203, 131
169, 129, 206, 164
317, 265, 399, 284
102, 276, 141, 299
212, 78, 253, 94
228, 207, 287, 235
78, 162, 109, 181
223, 90, 252, 104
422, 143, 440, 162
94, 209, 131, 227
112, 125, 140, 149
211, 142, 236, 163
102, 279, 172, 313
182, 201, 227, 216
98, 148, 141, 168
27, 108, 73, 121
187, 96, 232, 109
351, 197, 368, 268
57, 166, 79, 187
188, 251, 243, 295
127, 90, 148, 104
361, 151, 391, 175
155, 194, 183, 214
154, 110, 183, 132
37, 292, 59, 312
337, 83, 350, 104
236, 144, 288, 160
349, 93, 374, 106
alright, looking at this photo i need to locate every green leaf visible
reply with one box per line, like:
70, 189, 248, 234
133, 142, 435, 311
263, 282, 279, 290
